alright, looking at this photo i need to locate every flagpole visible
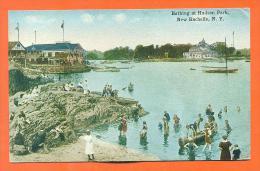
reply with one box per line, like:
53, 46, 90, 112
232, 31, 235, 48
17, 22, 20, 42
62, 20, 64, 42
34, 30, 36, 44
225, 37, 227, 70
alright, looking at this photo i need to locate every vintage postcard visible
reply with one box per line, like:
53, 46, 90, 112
8, 8, 250, 162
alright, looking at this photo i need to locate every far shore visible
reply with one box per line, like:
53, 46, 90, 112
88, 56, 250, 62
10, 136, 159, 162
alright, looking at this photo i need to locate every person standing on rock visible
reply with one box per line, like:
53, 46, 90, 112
84, 130, 94, 161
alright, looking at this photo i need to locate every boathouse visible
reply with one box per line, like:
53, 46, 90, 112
26, 42, 86, 65
8, 41, 26, 59
183, 39, 218, 59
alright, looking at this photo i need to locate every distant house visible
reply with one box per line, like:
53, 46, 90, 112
8, 41, 26, 59
26, 42, 86, 65
183, 39, 218, 59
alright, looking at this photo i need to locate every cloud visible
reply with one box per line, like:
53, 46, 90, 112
114, 13, 126, 23
81, 13, 94, 23
25, 15, 56, 24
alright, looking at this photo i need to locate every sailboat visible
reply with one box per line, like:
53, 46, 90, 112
203, 38, 238, 73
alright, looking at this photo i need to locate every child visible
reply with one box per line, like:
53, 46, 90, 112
232, 144, 241, 160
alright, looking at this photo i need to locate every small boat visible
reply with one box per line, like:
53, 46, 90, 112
203, 68, 238, 73
93, 68, 120, 72
100, 60, 116, 64
178, 128, 217, 148
128, 83, 134, 92
190, 68, 196, 70
201, 66, 227, 69
202, 38, 238, 74
121, 60, 131, 64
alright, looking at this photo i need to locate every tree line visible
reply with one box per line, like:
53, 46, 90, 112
87, 43, 245, 60
102, 44, 193, 60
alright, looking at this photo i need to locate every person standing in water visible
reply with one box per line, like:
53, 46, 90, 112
195, 113, 203, 131
140, 121, 148, 143
202, 125, 212, 151
121, 114, 127, 136
83, 130, 94, 161
224, 120, 232, 135
164, 111, 171, 122
232, 144, 241, 160
219, 135, 232, 160
206, 104, 213, 115
163, 116, 169, 135
184, 137, 199, 161
224, 106, 228, 113
173, 114, 180, 126
237, 106, 241, 113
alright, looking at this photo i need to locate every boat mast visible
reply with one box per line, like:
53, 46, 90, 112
225, 37, 227, 70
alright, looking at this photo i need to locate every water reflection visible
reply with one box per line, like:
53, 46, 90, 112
174, 124, 181, 133
118, 134, 127, 146
140, 136, 148, 150
204, 150, 212, 160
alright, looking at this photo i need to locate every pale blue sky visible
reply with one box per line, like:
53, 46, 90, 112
8, 9, 250, 51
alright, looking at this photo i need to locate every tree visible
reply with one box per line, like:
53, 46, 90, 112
104, 46, 134, 60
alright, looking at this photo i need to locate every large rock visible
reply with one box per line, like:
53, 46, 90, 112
9, 69, 52, 96
9, 83, 147, 155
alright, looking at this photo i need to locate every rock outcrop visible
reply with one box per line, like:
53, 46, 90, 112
9, 69, 52, 96
9, 83, 146, 155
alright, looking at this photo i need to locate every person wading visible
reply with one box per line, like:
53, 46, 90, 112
202, 124, 212, 151
121, 114, 127, 136
184, 137, 199, 161
232, 144, 241, 160
219, 135, 232, 160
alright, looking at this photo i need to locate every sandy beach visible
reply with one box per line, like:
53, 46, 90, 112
10, 136, 159, 162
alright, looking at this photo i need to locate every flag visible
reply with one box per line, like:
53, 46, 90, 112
61, 20, 64, 29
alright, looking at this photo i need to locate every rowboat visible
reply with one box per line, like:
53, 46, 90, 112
93, 68, 120, 72
178, 128, 217, 148
203, 68, 238, 73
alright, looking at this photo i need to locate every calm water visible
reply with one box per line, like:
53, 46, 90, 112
54, 60, 250, 160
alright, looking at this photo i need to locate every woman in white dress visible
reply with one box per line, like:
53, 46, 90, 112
84, 130, 94, 160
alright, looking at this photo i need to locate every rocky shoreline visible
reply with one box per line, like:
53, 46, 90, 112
9, 80, 156, 161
